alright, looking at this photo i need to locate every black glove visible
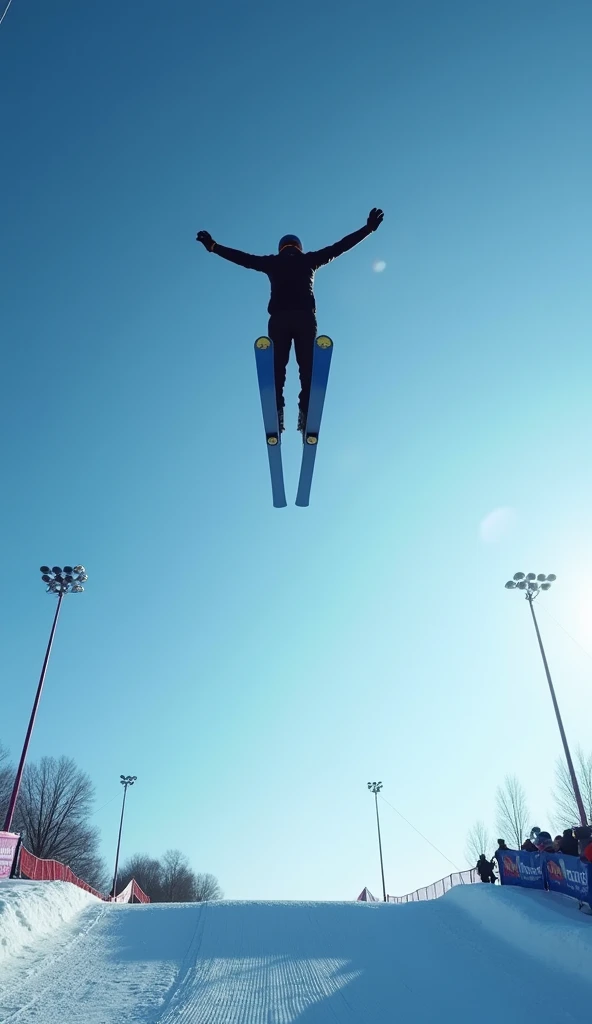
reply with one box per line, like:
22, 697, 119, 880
196, 230, 215, 251
367, 208, 384, 232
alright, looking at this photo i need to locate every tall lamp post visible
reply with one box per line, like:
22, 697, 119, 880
505, 572, 587, 826
111, 775, 137, 899
367, 781, 387, 902
3, 565, 88, 833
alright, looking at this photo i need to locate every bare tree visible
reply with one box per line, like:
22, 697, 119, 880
495, 775, 529, 850
553, 750, 592, 829
0, 742, 13, 820
161, 849, 196, 903
119, 852, 223, 903
75, 851, 110, 893
11, 756, 106, 884
193, 872, 223, 902
118, 854, 163, 902
466, 821, 491, 865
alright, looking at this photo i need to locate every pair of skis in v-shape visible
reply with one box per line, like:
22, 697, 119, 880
254, 335, 333, 508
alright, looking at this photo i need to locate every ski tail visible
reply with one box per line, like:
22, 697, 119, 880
295, 335, 333, 507
254, 337, 287, 508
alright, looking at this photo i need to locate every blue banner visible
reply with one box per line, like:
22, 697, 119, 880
495, 850, 545, 889
544, 853, 592, 903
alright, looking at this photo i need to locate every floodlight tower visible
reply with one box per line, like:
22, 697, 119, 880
3, 566, 88, 833
367, 782, 387, 902
505, 572, 587, 826
111, 775, 137, 899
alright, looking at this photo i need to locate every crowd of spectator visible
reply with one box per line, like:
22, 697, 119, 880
475, 826, 592, 883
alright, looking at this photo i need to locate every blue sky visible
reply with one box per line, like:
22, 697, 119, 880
1, 0, 591, 900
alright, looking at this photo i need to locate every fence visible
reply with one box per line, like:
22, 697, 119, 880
18, 846, 149, 903
20, 847, 104, 898
388, 868, 478, 902
358, 868, 478, 904
496, 849, 592, 904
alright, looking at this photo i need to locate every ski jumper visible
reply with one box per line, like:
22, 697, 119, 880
210, 225, 372, 417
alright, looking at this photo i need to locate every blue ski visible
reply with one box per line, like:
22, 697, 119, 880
295, 335, 333, 507
254, 337, 287, 508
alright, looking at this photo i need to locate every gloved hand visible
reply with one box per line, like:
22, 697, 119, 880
196, 230, 215, 251
367, 208, 384, 232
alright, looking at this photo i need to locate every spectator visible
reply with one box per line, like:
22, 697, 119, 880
521, 838, 537, 852
559, 829, 579, 857
476, 854, 496, 883
573, 825, 592, 858
496, 839, 509, 852
553, 835, 562, 852
534, 831, 554, 853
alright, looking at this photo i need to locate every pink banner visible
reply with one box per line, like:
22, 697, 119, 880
0, 831, 20, 879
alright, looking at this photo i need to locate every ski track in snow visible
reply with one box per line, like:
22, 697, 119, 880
0, 901, 201, 1023
1, 888, 592, 1022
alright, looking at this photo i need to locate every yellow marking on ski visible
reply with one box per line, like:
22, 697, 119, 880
316, 336, 332, 349
255, 337, 271, 349
267, 436, 278, 446
306, 436, 318, 445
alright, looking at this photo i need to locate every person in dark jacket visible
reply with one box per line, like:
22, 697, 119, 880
196, 209, 384, 430
476, 854, 496, 883
559, 829, 579, 856
573, 825, 592, 857
521, 838, 537, 852
496, 839, 509, 852
559, 828, 580, 857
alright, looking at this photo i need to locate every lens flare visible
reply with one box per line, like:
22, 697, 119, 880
479, 507, 517, 543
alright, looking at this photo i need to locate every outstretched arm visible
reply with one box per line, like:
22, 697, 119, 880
308, 208, 384, 269
196, 230, 268, 271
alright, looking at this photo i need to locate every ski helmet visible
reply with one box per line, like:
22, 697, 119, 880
278, 234, 302, 252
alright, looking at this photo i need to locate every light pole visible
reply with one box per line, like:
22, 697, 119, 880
367, 781, 387, 902
111, 775, 137, 899
505, 572, 587, 826
3, 565, 88, 833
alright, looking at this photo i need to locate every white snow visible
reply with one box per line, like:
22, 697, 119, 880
0, 879, 100, 966
446, 881, 592, 984
1, 881, 591, 1023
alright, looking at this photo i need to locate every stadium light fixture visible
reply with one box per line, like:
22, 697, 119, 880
111, 776, 138, 900
504, 572, 586, 826
3, 565, 88, 832
367, 782, 387, 902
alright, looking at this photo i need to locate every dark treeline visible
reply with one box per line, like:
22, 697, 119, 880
0, 742, 222, 902
117, 851, 223, 902
0, 743, 109, 890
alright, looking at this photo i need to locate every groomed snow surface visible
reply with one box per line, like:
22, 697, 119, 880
1, 880, 591, 1023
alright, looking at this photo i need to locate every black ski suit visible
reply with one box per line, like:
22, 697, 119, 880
210, 225, 372, 417
476, 856, 496, 883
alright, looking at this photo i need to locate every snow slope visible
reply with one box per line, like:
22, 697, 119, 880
1, 881, 591, 1023
0, 880, 99, 966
